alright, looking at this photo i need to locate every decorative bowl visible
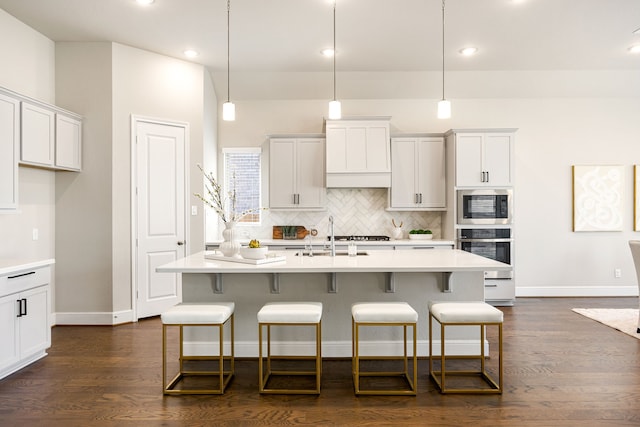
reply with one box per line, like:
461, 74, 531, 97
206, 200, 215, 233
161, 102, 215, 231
408, 234, 433, 240
239, 246, 269, 260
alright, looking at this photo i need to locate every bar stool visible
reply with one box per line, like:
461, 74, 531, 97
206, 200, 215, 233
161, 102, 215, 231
351, 302, 418, 395
161, 302, 235, 395
428, 301, 503, 394
257, 302, 322, 394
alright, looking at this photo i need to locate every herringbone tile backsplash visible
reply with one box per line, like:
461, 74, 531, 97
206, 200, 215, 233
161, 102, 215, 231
238, 188, 441, 240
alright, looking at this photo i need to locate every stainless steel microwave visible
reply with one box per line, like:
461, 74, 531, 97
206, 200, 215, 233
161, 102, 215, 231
457, 189, 513, 225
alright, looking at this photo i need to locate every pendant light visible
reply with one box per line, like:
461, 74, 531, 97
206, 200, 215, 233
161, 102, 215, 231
437, 0, 451, 119
222, 0, 236, 121
328, 0, 341, 119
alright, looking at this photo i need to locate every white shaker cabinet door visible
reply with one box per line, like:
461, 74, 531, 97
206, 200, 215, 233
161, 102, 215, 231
55, 114, 82, 171
20, 102, 55, 167
0, 93, 19, 210
269, 138, 297, 208
390, 138, 418, 207
295, 138, 325, 208
18, 285, 50, 358
0, 293, 20, 370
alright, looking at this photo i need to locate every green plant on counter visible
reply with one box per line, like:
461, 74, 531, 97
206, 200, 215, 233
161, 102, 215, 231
409, 229, 432, 234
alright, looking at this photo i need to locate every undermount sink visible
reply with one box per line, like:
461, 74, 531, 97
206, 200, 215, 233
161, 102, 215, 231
295, 250, 369, 257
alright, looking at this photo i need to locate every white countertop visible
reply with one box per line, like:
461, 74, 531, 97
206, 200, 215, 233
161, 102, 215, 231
207, 239, 455, 247
157, 249, 508, 274
0, 258, 55, 276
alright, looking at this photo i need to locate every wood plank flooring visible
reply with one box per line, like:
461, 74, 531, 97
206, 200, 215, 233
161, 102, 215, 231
1, 297, 640, 426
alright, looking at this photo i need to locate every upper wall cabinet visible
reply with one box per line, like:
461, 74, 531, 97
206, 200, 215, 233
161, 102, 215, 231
325, 117, 391, 188
389, 136, 446, 210
448, 130, 515, 187
0, 92, 20, 210
20, 101, 82, 172
269, 136, 326, 210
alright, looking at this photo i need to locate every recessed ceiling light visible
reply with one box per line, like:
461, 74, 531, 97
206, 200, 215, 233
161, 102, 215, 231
629, 45, 640, 54
321, 48, 335, 57
459, 47, 478, 56
183, 49, 199, 58
136, 0, 154, 5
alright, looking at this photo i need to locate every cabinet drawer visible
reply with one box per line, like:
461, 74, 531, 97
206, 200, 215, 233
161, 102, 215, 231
0, 266, 50, 297
484, 279, 515, 301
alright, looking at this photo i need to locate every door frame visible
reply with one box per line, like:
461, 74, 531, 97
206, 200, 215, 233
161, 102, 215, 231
130, 115, 190, 321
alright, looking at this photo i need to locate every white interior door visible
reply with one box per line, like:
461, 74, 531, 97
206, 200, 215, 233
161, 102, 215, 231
135, 119, 186, 319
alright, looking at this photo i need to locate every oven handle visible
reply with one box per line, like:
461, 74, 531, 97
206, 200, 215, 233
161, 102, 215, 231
458, 238, 513, 243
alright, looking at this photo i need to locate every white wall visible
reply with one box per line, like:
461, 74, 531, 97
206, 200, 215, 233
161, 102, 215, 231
55, 42, 114, 313
0, 9, 56, 265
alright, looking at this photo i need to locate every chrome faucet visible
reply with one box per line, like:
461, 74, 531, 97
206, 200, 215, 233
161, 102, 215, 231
328, 215, 336, 257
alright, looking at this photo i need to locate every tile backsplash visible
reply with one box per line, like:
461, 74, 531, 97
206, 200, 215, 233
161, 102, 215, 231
235, 188, 441, 240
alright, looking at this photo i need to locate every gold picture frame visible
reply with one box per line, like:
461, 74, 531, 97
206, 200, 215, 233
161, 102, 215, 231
572, 165, 623, 232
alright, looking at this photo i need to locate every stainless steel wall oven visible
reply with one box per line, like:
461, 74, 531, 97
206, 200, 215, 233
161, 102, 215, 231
457, 228, 513, 279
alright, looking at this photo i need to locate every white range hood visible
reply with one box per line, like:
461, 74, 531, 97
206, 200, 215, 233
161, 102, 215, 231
325, 117, 391, 188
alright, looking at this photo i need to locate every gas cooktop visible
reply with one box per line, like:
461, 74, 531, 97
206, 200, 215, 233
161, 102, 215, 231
329, 235, 390, 241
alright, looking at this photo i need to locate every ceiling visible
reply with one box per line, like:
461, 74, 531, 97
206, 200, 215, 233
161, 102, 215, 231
0, 0, 639, 74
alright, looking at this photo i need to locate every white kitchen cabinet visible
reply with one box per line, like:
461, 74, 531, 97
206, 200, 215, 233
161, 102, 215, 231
389, 136, 445, 210
450, 130, 515, 187
325, 117, 391, 187
269, 137, 326, 210
0, 92, 19, 210
20, 101, 55, 167
55, 113, 82, 171
0, 264, 51, 380
485, 279, 515, 306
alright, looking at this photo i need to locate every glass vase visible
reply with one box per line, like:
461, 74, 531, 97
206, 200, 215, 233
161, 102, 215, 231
219, 221, 241, 257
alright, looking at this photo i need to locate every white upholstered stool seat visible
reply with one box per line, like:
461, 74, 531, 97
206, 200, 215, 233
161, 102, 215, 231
257, 302, 322, 394
351, 302, 418, 396
428, 301, 503, 394
161, 302, 235, 395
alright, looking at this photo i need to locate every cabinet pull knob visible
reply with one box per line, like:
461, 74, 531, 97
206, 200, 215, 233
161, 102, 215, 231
177, 241, 185, 246
16, 300, 23, 317
486, 171, 490, 182
22, 298, 27, 316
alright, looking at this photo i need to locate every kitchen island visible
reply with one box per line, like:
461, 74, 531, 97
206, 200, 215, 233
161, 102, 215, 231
157, 249, 509, 357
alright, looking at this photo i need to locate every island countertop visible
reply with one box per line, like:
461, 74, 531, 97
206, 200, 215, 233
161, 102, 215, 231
157, 249, 509, 274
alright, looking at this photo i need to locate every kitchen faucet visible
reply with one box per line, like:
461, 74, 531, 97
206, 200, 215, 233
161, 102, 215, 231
328, 215, 336, 257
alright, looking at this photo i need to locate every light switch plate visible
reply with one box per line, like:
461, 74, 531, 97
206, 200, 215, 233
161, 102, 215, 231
191, 205, 197, 216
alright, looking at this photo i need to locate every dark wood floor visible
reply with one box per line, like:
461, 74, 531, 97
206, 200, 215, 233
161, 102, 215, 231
1, 297, 639, 426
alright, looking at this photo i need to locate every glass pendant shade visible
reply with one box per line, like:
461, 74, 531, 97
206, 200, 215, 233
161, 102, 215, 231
328, 100, 342, 120
223, 101, 236, 121
437, 99, 451, 119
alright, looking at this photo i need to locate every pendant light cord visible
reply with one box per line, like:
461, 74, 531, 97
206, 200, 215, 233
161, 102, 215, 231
333, 1, 337, 102
227, 0, 231, 103
441, 0, 446, 101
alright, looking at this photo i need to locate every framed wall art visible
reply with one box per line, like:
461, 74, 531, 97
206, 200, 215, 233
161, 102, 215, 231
572, 165, 623, 232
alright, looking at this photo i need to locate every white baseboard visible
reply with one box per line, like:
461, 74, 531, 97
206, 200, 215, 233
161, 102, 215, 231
516, 285, 638, 298
182, 339, 490, 358
54, 310, 134, 326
